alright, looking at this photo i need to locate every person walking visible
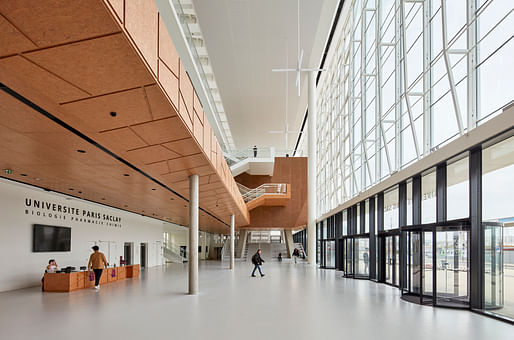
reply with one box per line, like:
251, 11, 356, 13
253, 145, 258, 157
293, 248, 299, 263
88, 245, 108, 290
251, 249, 265, 277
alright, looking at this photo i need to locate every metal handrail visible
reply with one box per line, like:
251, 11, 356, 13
164, 241, 188, 260
242, 183, 288, 203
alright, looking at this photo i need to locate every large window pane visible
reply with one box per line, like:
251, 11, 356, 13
422, 170, 436, 224
447, 156, 469, 220
482, 135, 514, 319
384, 187, 399, 230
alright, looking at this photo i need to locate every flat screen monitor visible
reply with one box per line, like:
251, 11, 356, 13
33, 224, 71, 252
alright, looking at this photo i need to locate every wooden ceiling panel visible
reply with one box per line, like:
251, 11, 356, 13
179, 61, 194, 119
61, 87, 153, 132
178, 92, 193, 133
25, 34, 154, 96
158, 60, 179, 109
0, 14, 37, 57
126, 145, 180, 165
0, 56, 90, 103
162, 138, 202, 157
0, 0, 120, 48
98, 127, 148, 152
161, 170, 191, 184
143, 161, 170, 176
0, 0, 250, 228
144, 84, 178, 120
167, 153, 208, 173
130, 117, 190, 145
105, 0, 124, 24
0, 91, 62, 134
158, 16, 179, 77
124, 0, 158, 76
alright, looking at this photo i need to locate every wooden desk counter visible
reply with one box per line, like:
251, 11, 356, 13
44, 265, 140, 292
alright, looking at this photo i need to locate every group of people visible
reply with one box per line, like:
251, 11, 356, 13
42, 246, 108, 291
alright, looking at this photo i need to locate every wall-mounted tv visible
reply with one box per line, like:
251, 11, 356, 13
33, 224, 71, 252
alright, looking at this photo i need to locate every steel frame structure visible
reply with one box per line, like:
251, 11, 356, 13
316, 0, 513, 217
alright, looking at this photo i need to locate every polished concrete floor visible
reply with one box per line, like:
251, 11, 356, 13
0, 261, 511, 340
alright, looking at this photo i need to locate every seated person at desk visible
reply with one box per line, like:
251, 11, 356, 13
41, 259, 58, 291
88, 246, 108, 290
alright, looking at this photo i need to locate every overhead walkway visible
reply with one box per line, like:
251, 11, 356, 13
225, 147, 276, 177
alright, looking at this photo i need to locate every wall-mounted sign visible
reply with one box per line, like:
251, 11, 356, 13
25, 198, 122, 228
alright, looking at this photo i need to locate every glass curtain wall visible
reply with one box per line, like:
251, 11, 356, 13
482, 135, 514, 319
315, 0, 514, 218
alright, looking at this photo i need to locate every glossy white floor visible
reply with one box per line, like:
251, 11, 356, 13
0, 261, 511, 340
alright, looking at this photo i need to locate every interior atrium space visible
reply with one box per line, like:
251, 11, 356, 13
0, 0, 513, 339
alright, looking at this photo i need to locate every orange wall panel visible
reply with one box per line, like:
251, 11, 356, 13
158, 15, 179, 77
124, 0, 158, 76
158, 60, 179, 108
106, 0, 124, 23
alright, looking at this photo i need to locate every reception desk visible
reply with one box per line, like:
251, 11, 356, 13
43, 265, 140, 292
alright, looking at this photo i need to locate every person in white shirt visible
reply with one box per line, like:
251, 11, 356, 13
46, 259, 58, 273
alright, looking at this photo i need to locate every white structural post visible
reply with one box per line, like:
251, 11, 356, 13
307, 71, 317, 265
230, 214, 235, 270
188, 174, 199, 294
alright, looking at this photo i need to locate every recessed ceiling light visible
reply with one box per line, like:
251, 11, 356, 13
77, 149, 86, 153
78, 191, 82, 194
101, 197, 106, 200
152, 188, 156, 191
20, 173, 27, 176
170, 198, 174, 200
123, 174, 130, 177
69, 188, 74, 191
3, 169, 13, 175
110, 111, 117, 117
124, 204, 128, 207
35, 178, 40, 181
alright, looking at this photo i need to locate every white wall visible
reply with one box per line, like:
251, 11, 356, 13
0, 178, 164, 292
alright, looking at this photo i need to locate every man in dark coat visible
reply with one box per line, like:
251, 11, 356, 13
251, 249, 265, 277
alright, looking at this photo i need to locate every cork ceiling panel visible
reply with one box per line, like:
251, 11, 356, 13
158, 16, 179, 77
60, 87, 153, 132
162, 138, 202, 157
144, 84, 178, 120
0, 0, 249, 227
126, 145, 181, 165
0, 56, 90, 103
130, 117, 191, 145
0, 14, 37, 57
124, 0, 158, 76
0, 90, 229, 233
0, 0, 120, 48
24, 34, 154, 96
97, 127, 148, 152
158, 60, 179, 108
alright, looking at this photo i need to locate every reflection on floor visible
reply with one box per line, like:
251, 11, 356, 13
0, 262, 511, 340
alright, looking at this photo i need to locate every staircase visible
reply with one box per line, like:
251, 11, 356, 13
243, 183, 290, 211
293, 242, 308, 262
163, 242, 187, 263
271, 243, 289, 259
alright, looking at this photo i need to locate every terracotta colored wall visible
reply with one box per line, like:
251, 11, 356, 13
237, 157, 307, 229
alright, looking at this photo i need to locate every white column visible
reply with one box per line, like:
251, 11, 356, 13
307, 71, 317, 265
230, 214, 235, 270
188, 174, 199, 294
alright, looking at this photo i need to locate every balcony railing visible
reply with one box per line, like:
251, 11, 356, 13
242, 183, 288, 203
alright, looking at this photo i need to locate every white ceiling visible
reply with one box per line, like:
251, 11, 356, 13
191, 0, 339, 153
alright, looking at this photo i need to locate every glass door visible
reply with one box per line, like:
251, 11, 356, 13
355, 237, 370, 278
435, 228, 470, 307
325, 240, 336, 269
483, 222, 504, 310
344, 237, 354, 277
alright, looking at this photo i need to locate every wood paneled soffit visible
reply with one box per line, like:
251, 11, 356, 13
0, 0, 249, 227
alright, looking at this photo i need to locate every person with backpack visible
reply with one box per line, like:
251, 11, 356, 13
251, 249, 265, 277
